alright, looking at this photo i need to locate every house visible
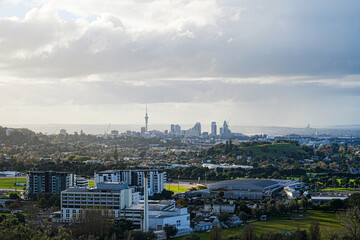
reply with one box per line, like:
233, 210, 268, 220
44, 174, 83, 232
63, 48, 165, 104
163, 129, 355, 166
225, 216, 243, 228
204, 200, 236, 214
194, 222, 213, 231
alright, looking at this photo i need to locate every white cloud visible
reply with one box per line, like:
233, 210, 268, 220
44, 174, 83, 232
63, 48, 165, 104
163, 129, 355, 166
0, 0, 359, 126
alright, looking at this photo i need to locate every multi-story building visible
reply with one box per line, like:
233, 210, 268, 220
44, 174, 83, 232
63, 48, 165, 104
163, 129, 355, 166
60, 183, 143, 224
60, 183, 191, 236
193, 122, 201, 135
211, 122, 217, 136
75, 177, 89, 187
27, 171, 75, 199
94, 170, 166, 196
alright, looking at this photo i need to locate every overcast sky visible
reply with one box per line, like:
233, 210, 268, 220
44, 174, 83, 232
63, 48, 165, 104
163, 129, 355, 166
0, 0, 359, 128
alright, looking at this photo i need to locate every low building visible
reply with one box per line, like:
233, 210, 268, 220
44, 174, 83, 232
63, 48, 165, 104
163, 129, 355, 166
311, 196, 348, 204
204, 200, 235, 214
194, 222, 213, 231
283, 187, 301, 199
225, 216, 243, 228
75, 177, 89, 187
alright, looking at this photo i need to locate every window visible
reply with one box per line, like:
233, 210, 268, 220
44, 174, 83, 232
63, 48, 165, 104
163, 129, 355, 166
177, 220, 181, 226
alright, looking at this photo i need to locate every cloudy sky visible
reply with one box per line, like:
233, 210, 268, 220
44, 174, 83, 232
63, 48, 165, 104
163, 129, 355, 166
0, 0, 359, 128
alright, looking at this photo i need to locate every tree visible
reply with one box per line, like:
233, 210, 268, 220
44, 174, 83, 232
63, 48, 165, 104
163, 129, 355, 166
210, 227, 222, 240
9, 193, 20, 200
163, 224, 178, 239
238, 211, 249, 224
242, 224, 255, 240
300, 196, 311, 211
126, 230, 156, 240
184, 233, 201, 240
328, 199, 344, 212
347, 193, 360, 207
336, 206, 360, 239
218, 212, 231, 222
72, 209, 114, 239
309, 221, 320, 240
110, 220, 133, 239
294, 226, 302, 240
176, 198, 188, 207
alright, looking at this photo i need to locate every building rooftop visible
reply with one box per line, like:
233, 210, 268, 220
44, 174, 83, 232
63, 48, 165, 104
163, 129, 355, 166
64, 182, 129, 193
208, 178, 282, 191
97, 169, 165, 174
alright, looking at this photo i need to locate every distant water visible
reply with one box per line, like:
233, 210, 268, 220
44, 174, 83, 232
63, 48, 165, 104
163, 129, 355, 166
2, 124, 360, 137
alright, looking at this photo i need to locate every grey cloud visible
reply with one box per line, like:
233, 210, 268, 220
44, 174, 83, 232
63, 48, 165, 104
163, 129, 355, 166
2, 79, 360, 106
0, 0, 359, 80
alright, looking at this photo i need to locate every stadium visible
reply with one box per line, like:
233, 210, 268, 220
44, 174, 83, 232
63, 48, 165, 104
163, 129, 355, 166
207, 178, 296, 200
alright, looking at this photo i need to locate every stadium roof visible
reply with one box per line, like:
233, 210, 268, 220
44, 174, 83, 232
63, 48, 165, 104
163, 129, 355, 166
208, 178, 280, 191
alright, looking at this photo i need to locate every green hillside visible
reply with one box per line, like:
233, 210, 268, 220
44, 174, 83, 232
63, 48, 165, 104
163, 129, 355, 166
238, 143, 308, 158
205, 142, 309, 159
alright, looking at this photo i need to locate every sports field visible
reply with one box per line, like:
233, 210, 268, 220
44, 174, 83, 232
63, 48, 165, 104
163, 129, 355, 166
184, 211, 339, 240
321, 188, 358, 192
0, 177, 26, 189
88, 180, 95, 187
165, 185, 188, 194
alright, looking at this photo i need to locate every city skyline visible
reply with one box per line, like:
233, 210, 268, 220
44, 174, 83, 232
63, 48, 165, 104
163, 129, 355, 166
0, 0, 359, 126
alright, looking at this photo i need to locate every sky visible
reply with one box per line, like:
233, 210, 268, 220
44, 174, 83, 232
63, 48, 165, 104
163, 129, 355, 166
0, 0, 359, 128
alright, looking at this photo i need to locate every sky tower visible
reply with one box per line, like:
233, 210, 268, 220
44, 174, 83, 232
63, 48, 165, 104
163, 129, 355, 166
145, 105, 149, 132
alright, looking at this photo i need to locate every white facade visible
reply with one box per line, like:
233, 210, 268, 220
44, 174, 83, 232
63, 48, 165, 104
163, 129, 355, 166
149, 208, 190, 230
60, 183, 139, 223
60, 184, 191, 233
95, 170, 166, 196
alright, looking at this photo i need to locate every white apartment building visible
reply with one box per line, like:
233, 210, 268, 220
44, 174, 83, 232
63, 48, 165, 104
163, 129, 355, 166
61, 183, 143, 225
94, 170, 166, 196
60, 183, 191, 235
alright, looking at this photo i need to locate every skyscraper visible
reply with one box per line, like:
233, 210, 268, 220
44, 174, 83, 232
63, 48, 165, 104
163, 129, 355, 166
193, 122, 201, 135
145, 105, 149, 132
222, 121, 232, 138
211, 122, 217, 136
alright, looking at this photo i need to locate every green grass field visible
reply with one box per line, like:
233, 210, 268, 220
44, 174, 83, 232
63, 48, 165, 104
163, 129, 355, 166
185, 211, 339, 240
321, 188, 359, 192
165, 185, 188, 194
0, 177, 26, 189
88, 180, 95, 187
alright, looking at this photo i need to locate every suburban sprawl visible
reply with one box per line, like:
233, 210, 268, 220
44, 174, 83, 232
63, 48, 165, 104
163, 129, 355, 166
1, 123, 360, 240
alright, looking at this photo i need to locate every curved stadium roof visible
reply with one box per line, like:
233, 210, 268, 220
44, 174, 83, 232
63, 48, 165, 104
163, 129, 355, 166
208, 178, 279, 191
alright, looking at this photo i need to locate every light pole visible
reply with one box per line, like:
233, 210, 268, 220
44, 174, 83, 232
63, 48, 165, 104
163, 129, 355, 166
178, 175, 180, 190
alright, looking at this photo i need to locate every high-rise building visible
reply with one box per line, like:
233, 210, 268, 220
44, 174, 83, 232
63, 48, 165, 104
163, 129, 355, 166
211, 122, 217, 136
95, 170, 166, 196
193, 122, 201, 135
174, 125, 181, 134
27, 171, 76, 200
170, 124, 175, 134
222, 121, 232, 138
141, 127, 146, 134
145, 105, 149, 132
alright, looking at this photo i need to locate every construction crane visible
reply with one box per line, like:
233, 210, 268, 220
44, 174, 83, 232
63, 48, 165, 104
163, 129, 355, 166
104, 123, 111, 139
